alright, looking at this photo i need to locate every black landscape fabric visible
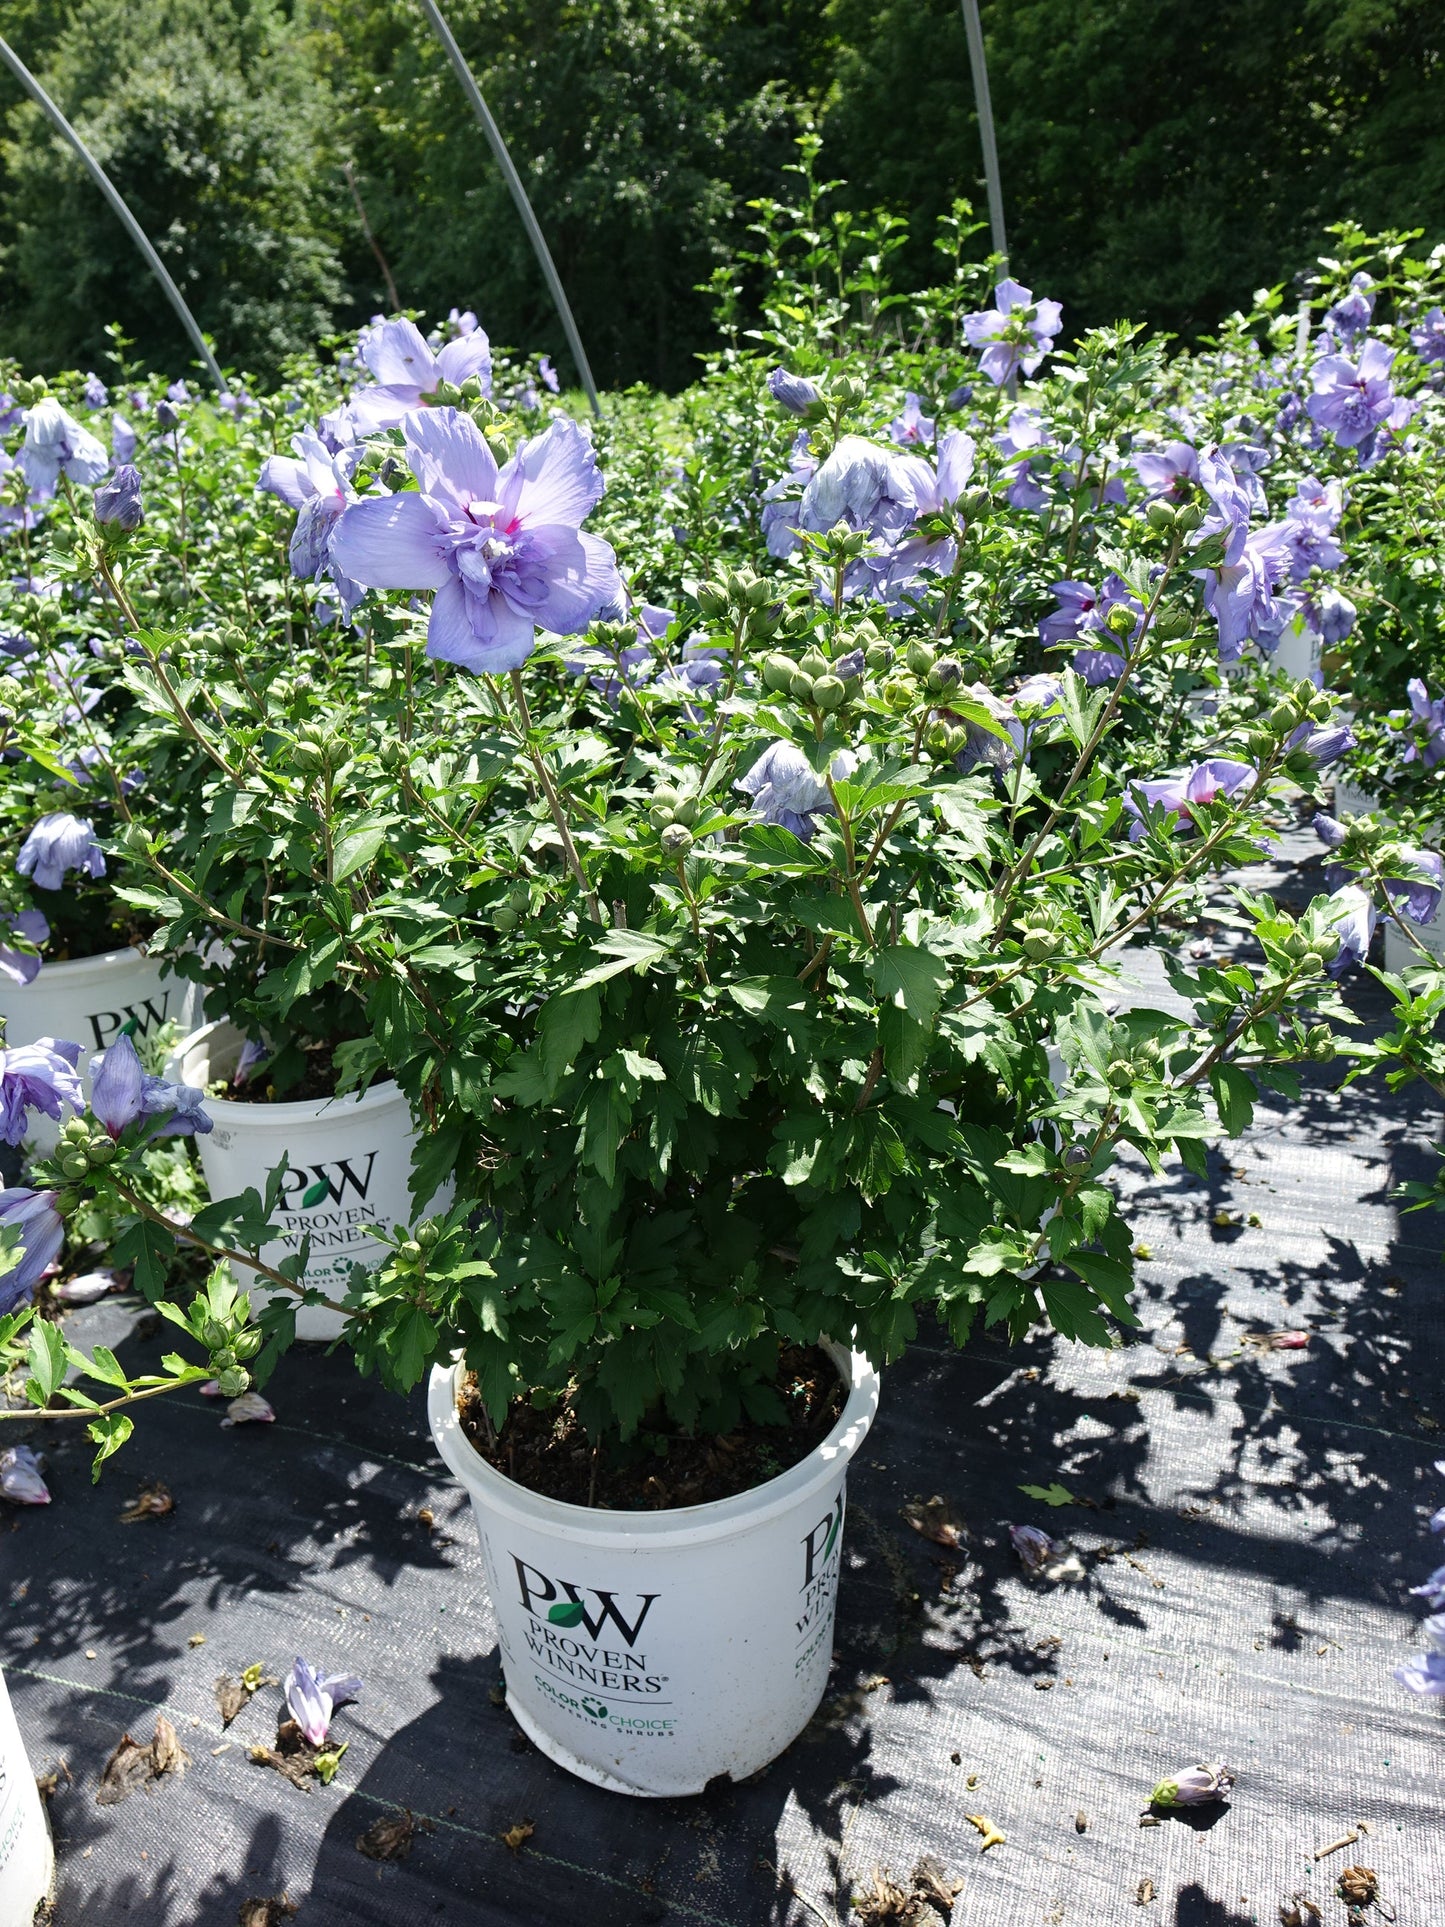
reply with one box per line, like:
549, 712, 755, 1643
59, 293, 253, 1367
5, 983, 1444, 1925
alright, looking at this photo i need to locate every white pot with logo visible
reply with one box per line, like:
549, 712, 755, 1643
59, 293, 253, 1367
1270, 613, 1323, 685
170, 1019, 452, 1341
1332, 776, 1382, 820
0, 1663, 54, 1926
427, 1343, 880, 1797
1384, 897, 1445, 972
0, 944, 198, 1151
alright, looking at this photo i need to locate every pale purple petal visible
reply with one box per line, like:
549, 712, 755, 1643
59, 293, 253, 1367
404, 406, 499, 508
501, 416, 606, 528
362, 318, 437, 388
434, 331, 493, 393
331, 493, 452, 591
90, 1032, 145, 1136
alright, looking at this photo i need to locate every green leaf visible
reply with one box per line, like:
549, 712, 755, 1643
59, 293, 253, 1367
1018, 1481, 1076, 1508
547, 1601, 586, 1628
870, 944, 950, 1029
386, 1305, 440, 1392
538, 985, 601, 1090
1209, 1062, 1256, 1136
570, 930, 673, 992
110, 1217, 176, 1300
82, 1345, 132, 1392
24, 1320, 67, 1405
332, 821, 394, 882
87, 1412, 134, 1478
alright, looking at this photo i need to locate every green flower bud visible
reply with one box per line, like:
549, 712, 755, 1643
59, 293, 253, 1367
1146, 501, 1177, 534
1174, 503, 1205, 532
1156, 606, 1193, 640
1268, 699, 1301, 733
415, 1219, 444, 1249
813, 675, 846, 712
660, 822, 694, 856
654, 787, 679, 813
400, 1239, 424, 1262
864, 642, 894, 673
1307, 690, 1335, 723
1193, 532, 1228, 567
200, 1319, 230, 1351
508, 886, 530, 911
883, 677, 916, 711
790, 671, 816, 704
958, 488, 991, 520
745, 578, 772, 610
59, 1153, 90, 1180
1297, 950, 1325, 976
216, 1367, 249, 1398
905, 640, 936, 677
233, 1328, 264, 1361
673, 797, 699, 827
799, 649, 828, 679
491, 907, 519, 933
695, 584, 728, 620
925, 721, 954, 756
927, 657, 964, 692
1104, 603, 1137, 638
762, 653, 796, 693
1106, 1058, 1134, 1087
86, 1136, 118, 1166
1021, 931, 1062, 961
1245, 728, 1276, 761
211, 1348, 237, 1372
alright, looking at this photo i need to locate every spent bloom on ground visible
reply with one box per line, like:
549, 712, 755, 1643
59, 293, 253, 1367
94, 464, 144, 531
0, 1443, 50, 1505
343, 317, 493, 433
963, 279, 1062, 385
1148, 1763, 1235, 1807
736, 743, 856, 840
766, 368, 821, 416
1124, 761, 1255, 840
0, 1039, 83, 1145
285, 1656, 362, 1746
1009, 1523, 1060, 1574
1395, 1651, 1445, 1696
0, 908, 48, 987
1306, 340, 1396, 449
18, 398, 109, 494
89, 1033, 214, 1141
0, 1188, 64, 1315
17, 812, 106, 890
332, 408, 622, 675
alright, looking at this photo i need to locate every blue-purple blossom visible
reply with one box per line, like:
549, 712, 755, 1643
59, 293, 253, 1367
1319, 810, 1445, 925
94, 464, 144, 531
285, 1657, 362, 1747
0, 908, 48, 987
332, 409, 622, 675
1039, 574, 1143, 653
889, 393, 935, 446
17, 812, 106, 891
81, 372, 109, 409
963, 279, 1062, 386
736, 743, 856, 841
1071, 647, 1127, 686
1124, 760, 1255, 840
798, 436, 924, 544
885, 430, 977, 593
1322, 271, 1374, 344
0, 1038, 82, 1144
260, 433, 366, 617
760, 433, 819, 559
343, 317, 493, 433
1395, 1651, 1445, 1697
1009, 1523, 1059, 1573
1319, 884, 1378, 973
766, 368, 821, 416
953, 683, 1025, 776
89, 1032, 213, 1140
0, 1443, 49, 1505
111, 415, 137, 464
1200, 522, 1298, 662
1284, 721, 1354, 766
1306, 340, 1395, 448
0, 1189, 64, 1315
1410, 307, 1445, 365
1306, 586, 1357, 646
1133, 441, 1199, 502
1396, 678, 1445, 768
18, 399, 109, 494
445, 308, 479, 339
539, 355, 560, 394
154, 398, 182, 432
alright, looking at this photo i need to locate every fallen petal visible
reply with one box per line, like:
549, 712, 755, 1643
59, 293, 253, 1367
55, 1269, 122, 1305
0, 1443, 50, 1505
221, 1393, 276, 1428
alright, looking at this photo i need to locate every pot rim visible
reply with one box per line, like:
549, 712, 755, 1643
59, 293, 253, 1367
427, 1341, 880, 1549
168, 1017, 403, 1124
3, 940, 162, 987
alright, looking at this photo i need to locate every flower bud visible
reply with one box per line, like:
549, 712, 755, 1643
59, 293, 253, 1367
1022, 930, 1062, 961
1156, 606, 1193, 640
695, 584, 729, 620
491, 907, 518, 933
87, 1136, 118, 1165
216, 1367, 250, 1398
233, 1328, 264, 1360
654, 786, 679, 813
1174, 503, 1205, 532
927, 657, 964, 692
745, 578, 772, 610
415, 1219, 443, 1249
94, 464, 144, 531
211, 1348, 237, 1372
799, 649, 828, 679
813, 675, 846, 712
155, 399, 181, 432
1245, 728, 1275, 761
200, 1318, 229, 1351
1193, 531, 1228, 567
672, 797, 699, 827
883, 677, 915, 711
660, 823, 694, 856
1146, 501, 1176, 534
790, 671, 816, 704
59, 1153, 90, 1180
905, 640, 936, 677
762, 653, 796, 693
958, 488, 991, 520
1104, 603, 1137, 639
1148, 1763, 1234, 1808
399, 1239, 424, 1263
864, 642, 894, 673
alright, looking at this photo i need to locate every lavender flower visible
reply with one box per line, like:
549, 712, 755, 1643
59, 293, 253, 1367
445, 307, 480, 338
1322, 271, 1374, 344
343, 317, 493, 433
17, 812, 106, 891
111, 415, 137, 464
94, 464, 144, 531
1124, 760, 1255, 840
1395, 1652, 1445, 1696
285, 1656, 362, 1746
1200, 523, 1298, 662
1148, 1763, 1235, 1807
1383, 849, 1443, 927
885, 430, 978, 591
963, 279, 1062, 386
81, 372, 109, 409
1400, 678, 1445, 768
539, 355, 560, 394
332, 409, 622, 675
1306, 341, 1396, 449
18, 399, 109, 494
154, 399, 181, 433
1133, 441, 1200, 502
760, 433, 819, 559
1306, 586, 1356, 646
1410, 307, 1445, 365
89, 1033, 213, 1140
260, 432, 366, 616
798, 436, 924, 545
1284, 720, 1354, 766
889, 392, 935, 446
0, 1038, 83, 1144
736, 743, 856, 841
0, 1443, 50, 1505
1319, 885, 1377, 974
1071, 647, 1127, 686
766, 368, 821, 416
0, 1188, 65, 1315
1009, 1523, 1059, 1574
0, 908, 48, 986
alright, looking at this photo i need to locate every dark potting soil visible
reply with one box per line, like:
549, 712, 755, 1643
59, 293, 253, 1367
41, 883, 154, 962
457, 1344, 847, 1509
224, 1039, 348, 1104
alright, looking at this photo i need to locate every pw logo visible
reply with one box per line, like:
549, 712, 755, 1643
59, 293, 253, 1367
513, 1556, 658, 1644
88, 992, 174, 1050
279, 1152, 378, 1209
800, 1493, 844, 1590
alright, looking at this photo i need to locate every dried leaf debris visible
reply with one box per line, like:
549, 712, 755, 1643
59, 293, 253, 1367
96, 1715, 190, 1805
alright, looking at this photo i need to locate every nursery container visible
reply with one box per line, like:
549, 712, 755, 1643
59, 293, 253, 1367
1270, 614, 1323, 685
0, 944, 198, 1151
171, 1020, 452, 1340
1384, 899, 1445, 971
1332, 777, 1381, 819
428, 1343, 880, 1797
0, 1663, 54, 1925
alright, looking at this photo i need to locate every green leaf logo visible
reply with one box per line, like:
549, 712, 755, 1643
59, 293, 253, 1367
822, 1507, 841, 1564
300, 1179, 330, 1208
547, 1601, 586, 1628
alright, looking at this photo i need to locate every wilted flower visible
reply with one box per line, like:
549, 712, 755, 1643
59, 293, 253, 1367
1148, 1763, 1235, 1807
332, 409, 622, 675
1395, 1651, 1445, 1696
343, 316, 493, 433
889, 392, 935, 446
766, 368, 821, 416
18, 398, 109, 494
1124, 761, 1255, 840
798, 436, 924, 546
1306, 341, 1395, 449
0, 1038, 83, 1144
0, 908, 48, 986
94, 464, 144, 531
0, 1188, 65, 1315
285, 1656, 362, 1747
736, 743, 856, 841
89, 1032, 213, 1140
55, 1270, 120, 1306
221, 1392, 276, 1427
17, 812, 107, 891
259, 432, 366, 617
0, 1444, 50, 1505
963, 279, 1062, 386
1009, 1523, 1059, 1573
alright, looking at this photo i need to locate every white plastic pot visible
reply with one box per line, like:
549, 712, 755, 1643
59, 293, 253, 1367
1384, 898, 1445, 971
0, 1663, 54, 1926
1332, 777, 1381, 819
0, 944, 198, 1151
428, 1344, 880, 1797
1270, 614, 1323, 685
171, 1020, 453, 1340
